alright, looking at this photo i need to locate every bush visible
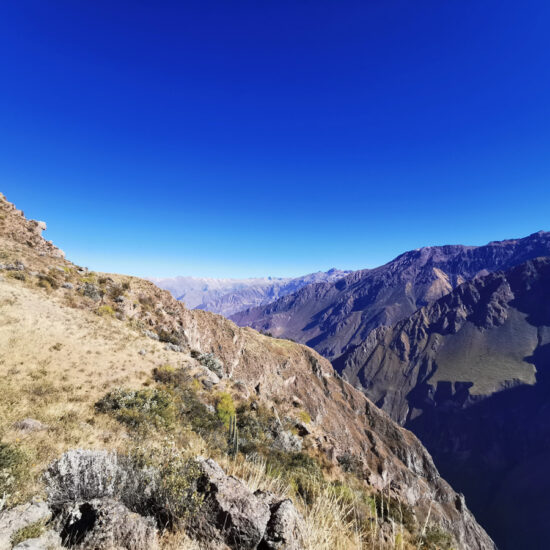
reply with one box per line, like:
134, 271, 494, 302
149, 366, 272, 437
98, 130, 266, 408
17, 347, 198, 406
298, 410, 311, 424
11, 520, 46, 546
152, 365, 191, 386
0, 442, 29, 506
8, 271, 26, 281
198, 353, 223, 377
419, 525, 455, 550
156, 328, 181, 345
97, 305, 115, 317
96, 388, 176, 429
215, 392, 236, 428
130, 442, 203, 528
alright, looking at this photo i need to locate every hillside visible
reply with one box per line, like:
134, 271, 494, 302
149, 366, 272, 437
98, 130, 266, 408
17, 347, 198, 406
231, 233, 550, 360
334, 258, 550, 549
150, 269, 350, 317
0, 192, 495, 549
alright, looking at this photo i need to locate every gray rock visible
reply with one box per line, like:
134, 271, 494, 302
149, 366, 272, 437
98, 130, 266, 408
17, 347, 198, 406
44, 450, 143, 506
164, 343, 183, 353
255, 493, 304, 550
194, 458, 270, 549
13, 418, 49, 432
272, 430, 302, 452
62, 282, 73, 289
143, 330, 159, 341
138, 349, 147, 356
12, 530, 62, 550
114, 295, 125, 303
56, 498, 158, 550
0, 501, 51, 550
80, 283, 101, 302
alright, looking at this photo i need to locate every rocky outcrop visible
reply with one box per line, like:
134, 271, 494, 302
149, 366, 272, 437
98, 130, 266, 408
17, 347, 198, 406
0, 502, 52, 550
232, 231, 550, 361
55, 499, 158, 550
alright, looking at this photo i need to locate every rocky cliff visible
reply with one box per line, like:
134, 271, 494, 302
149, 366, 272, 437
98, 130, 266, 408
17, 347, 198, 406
231, 233, 550, 361
335, 258, 550, 549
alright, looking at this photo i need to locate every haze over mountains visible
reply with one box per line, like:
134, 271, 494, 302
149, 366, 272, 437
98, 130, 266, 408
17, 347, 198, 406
150, 268, 350, 317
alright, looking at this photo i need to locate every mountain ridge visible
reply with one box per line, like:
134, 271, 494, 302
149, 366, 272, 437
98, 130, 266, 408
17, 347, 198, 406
231, 231, 550, 361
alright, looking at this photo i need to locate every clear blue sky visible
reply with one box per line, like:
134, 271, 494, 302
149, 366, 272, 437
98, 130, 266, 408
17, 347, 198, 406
1, 1, 549, 278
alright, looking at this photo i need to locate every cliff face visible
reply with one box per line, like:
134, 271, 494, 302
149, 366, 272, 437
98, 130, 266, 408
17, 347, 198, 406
335, 258, 550, 549
0, 192, 495, 549
231, 233, 550, 361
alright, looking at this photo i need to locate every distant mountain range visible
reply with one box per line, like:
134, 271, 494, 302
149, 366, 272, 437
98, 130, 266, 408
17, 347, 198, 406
231, 231, 550, 360
149, 268, 350, 317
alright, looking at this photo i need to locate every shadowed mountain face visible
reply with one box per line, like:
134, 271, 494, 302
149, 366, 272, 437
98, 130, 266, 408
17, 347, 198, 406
335, 257, 550, 550
231, 232, 550, 361
149, 269, 350, 317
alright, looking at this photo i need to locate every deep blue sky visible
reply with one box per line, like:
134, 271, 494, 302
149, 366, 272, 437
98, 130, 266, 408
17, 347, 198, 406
1, 1, 549, 278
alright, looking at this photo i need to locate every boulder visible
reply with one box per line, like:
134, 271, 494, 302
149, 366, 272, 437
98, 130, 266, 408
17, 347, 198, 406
12, 530, 62, 550
13, 418, 49, 432
258, 495, 304, 550
0, 501, 51, 550
55, 498, 158, 550
194, 458, 270, 549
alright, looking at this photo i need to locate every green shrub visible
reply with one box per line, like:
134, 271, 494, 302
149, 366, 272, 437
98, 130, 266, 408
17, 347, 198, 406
297, 410, 311, 424
96, 388, 176, 429
130, 442, 203, 528
0, 442, 29, 506
11, 520, 46, 546
419, 525, 455, 550
97, 305, 115, 317
216, 392, 236, 428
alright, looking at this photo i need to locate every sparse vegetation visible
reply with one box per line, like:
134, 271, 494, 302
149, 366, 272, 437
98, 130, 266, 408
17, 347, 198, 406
215, 392, 236, 428
11, 519, 46, 546
0, 442, 29, 507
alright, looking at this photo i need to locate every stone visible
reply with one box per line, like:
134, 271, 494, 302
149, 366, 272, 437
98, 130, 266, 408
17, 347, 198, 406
56, 498, 158, 550
80, 283, 101, 302
0, 501, 52, 550
164, 342, 183, 353
257, 495, 304, 550
13, 418, 49, 432
143, 329, 159, 341
62, 282, 74, 289
12, 530, 62, 550
194, 458, 271, 549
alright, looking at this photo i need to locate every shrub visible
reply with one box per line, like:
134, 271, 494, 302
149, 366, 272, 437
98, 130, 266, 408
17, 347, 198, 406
130, 442, 203, 528
97, 305, 115, 317
39, 273, 59, 289
11, 520, 46, 546
156, 328, 181, 345
0, 442, 29, 506
153, 365, 192, 387
96, 388, 176, 429
298, 410, 311, 424
197, 353, 223, 377
8, 271, 26, 281
216, 392, 236, 428
419, 525, 455, 550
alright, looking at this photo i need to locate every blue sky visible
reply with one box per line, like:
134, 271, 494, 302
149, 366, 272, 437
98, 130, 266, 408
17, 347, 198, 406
1, 1, 549, 278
